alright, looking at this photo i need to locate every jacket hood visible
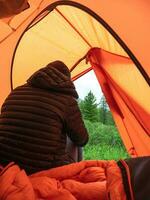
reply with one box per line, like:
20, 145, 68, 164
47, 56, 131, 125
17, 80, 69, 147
27, 61, 78, 99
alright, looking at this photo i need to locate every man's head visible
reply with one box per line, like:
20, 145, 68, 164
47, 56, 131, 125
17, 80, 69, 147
27, 60, 78, 98
46, 61, 71, 78
27, 60, 72, 88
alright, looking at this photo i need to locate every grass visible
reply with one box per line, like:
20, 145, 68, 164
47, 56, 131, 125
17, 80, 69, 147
84, 144, 129, 161
82, 120, 129, 161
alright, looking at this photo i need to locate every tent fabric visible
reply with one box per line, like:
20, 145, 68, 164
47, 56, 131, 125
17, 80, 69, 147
0, 0, 150, 157
12, 5, 127, 88
1, 0, 150, 75
87, 48, 150, 156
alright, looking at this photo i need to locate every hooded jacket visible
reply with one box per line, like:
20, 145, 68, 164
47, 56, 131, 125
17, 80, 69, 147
0, 61, 88, 174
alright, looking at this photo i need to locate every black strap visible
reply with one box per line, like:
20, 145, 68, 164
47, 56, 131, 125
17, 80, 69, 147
117, 160, 133, 200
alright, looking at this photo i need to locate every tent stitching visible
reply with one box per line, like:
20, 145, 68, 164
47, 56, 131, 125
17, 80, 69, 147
55, 7, 92, 48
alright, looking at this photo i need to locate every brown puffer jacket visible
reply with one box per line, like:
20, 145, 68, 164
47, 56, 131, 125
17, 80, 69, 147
0, 61, 89, 174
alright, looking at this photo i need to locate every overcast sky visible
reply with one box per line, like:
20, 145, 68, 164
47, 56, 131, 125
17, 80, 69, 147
74, 70, 103, 103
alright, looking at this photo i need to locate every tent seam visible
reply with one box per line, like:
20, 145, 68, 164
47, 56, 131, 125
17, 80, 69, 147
55, 7, 92, 48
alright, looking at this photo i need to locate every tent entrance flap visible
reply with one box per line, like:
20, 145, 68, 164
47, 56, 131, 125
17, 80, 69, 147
87, 48, 150, 157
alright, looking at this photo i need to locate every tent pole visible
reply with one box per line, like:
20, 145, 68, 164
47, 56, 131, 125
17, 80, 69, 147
70, 52, 88, 72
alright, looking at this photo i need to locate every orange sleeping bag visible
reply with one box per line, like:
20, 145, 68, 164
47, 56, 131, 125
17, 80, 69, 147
2, 158, 142, 200
0, 160, 109, 200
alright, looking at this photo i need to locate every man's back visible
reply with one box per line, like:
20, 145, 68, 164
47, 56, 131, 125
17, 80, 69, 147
0, 61, 88, 174
0, 84, 70, 174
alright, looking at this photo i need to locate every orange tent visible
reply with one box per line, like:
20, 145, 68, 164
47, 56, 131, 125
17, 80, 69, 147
0, 0, 150, 157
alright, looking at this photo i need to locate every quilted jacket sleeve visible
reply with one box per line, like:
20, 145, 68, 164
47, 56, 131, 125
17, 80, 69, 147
65, 97, 89, 147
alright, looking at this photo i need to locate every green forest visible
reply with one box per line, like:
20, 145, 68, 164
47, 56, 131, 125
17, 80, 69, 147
78, 91, 129, 160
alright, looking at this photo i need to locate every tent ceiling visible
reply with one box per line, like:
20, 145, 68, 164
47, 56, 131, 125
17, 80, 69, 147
12, 5, 128, 88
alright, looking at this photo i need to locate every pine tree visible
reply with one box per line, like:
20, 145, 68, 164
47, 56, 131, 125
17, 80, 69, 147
106, 110, 115, 125
99, 95, 115, 125
99, 95, 108, 124
79, 91, 98, 122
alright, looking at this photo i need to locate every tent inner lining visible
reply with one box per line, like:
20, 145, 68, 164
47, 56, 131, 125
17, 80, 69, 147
10, 1, 150, 90
55, 8, 92, 48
